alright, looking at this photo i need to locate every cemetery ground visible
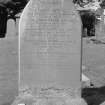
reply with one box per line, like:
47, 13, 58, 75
82, 37, 105, 87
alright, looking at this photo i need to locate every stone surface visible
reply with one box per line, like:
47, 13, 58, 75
12, 88, 87, 105
7, 19, 16, 38
19, 0, 82, 91
95, 11, 105, 40
0, 21, 18, 104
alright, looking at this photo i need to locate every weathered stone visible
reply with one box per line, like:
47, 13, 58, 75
12, 88, 87, 105
17, 0, 83, 104
19, 0, 82, 90
7, 19, 16, 38
0, 22, 18, 104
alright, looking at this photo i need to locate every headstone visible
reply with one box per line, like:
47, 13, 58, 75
18, 0, 83, 104
95, 10, 105, 40
7, 19, 16, 38
0, 23, 18, 104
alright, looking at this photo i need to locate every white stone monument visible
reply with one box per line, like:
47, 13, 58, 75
7, 19, 16, 38
12, 0, 87, 105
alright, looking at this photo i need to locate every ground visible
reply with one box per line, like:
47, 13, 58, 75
82, 36, 105, 105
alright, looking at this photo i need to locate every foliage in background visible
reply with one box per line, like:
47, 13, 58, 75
0, 0, 30, 17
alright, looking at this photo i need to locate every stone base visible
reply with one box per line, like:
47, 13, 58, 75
12, 87, 87, 105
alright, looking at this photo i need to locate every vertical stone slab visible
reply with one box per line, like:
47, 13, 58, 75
19, 0, 81, 94
7, 19, 16, 38
95, 10, 105, 40
0, 22, 18, 105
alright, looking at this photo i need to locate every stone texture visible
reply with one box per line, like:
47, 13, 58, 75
7, 19, 16, 38
12, 88, 87, 105
18, 0, 82, 104
0, 23, 18, 104
19, 0, 82, 90
95, 10, 105, 41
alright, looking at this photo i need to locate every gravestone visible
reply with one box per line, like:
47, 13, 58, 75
0, 22, 18, 104
7, 19, 16, 38
16, 0, 84, 105
95, 10, 105, 41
